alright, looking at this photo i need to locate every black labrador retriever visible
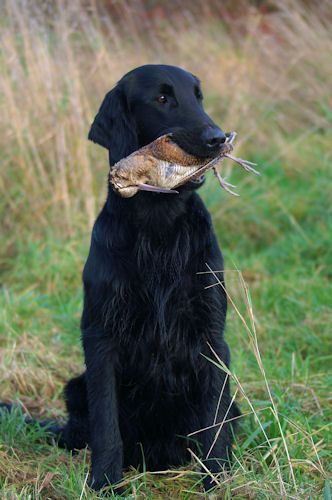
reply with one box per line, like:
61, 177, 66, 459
4, 64, 240, 492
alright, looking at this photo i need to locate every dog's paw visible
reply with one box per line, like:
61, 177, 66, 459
203, 474, 219, 493
88, 470, 124, 496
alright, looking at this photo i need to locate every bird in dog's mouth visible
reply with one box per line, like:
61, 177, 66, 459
110, 132, 259, 198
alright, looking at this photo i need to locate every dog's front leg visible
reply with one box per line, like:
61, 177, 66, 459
83, 334, 123, 492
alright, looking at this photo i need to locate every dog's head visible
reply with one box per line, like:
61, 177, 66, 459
89, 64, 226, 189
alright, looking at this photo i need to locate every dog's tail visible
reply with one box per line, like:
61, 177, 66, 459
1, 374, 90, 451
0, 401, 65, 444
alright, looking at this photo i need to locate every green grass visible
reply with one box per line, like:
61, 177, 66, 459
0, 130, 331, 498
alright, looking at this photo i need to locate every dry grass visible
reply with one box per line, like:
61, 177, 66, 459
1, 0, 332, 245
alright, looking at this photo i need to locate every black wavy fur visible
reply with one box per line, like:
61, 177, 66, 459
2, 65, 240, 493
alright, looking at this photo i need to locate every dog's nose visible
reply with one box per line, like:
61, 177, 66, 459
202, 127, 227, 148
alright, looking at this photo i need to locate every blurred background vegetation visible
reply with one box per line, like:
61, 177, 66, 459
0, 0, 331, 498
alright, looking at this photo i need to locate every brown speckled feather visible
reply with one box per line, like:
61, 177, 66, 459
110, 135, 222, 198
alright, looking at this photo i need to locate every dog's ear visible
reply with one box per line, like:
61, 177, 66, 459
88, 86, 138, 164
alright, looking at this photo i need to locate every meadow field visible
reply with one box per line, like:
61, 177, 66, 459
0, 0, 331, 498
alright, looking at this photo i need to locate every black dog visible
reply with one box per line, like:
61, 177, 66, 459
3, 65, 240, 492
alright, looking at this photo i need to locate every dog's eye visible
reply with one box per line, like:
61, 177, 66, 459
195, 89, 203, 100
156, 95, 168, 104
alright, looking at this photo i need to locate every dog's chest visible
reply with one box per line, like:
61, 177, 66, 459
113, 256, 212, 393
103, 197, 220, 390
108, 206, 214, 342
117, 285, 210, 399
